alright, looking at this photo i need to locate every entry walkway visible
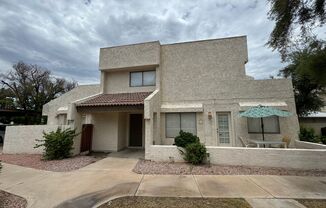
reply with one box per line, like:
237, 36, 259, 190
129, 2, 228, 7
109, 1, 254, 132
107, 148, 144, 159
0, 157, 326, 208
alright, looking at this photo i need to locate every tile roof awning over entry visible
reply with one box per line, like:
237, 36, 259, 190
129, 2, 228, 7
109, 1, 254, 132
76, 92, 152, 107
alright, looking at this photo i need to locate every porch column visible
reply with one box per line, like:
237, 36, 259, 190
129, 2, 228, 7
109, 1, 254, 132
145, 117, 153, 159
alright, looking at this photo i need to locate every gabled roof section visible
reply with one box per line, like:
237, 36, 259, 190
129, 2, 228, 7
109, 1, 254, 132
76, 92, 152, 107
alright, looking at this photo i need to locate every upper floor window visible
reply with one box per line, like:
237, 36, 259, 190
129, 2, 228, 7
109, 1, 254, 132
130, 70, 156, 87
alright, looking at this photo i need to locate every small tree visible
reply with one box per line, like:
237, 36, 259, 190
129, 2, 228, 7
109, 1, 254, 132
35, 128, 77, 160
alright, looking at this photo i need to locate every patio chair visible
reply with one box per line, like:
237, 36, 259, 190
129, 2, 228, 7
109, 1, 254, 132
281, 136, 291, 148
238, 136, 256, 148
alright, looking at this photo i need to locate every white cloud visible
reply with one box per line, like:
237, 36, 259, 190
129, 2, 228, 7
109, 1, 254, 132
0, 0, 321, 84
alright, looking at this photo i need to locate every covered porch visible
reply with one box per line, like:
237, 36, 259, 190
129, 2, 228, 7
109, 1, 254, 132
76, 92, 152, 153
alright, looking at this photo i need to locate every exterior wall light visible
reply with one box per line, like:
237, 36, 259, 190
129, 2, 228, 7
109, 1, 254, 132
208, 112, 213, 119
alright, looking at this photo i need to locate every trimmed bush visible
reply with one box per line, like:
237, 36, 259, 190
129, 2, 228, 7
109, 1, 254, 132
174, 131, 207, 165
180, 142, 207, 165
174, 130, 200, 148
35, 128, 77, 160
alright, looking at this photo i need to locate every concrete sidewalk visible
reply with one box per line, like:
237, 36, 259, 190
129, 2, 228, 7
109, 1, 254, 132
1, 157, 326, 208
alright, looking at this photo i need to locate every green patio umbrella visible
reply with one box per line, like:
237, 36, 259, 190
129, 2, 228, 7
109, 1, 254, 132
239, 105, 292, 142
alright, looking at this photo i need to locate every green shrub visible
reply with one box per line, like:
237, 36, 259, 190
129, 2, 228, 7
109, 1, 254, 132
35, 128, 77, 160
174, 130, 200, 148
180, 142, 207, 165
319, 136, 326, 145
299, 127, 318, 143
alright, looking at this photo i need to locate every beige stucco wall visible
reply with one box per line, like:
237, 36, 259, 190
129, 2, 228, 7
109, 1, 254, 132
146, 145, 326, 170
99, 41, 160, 70
3, 125, 69, 154
91, 112, 119, 152
299, 117, 326, 136
96, 36, 299, 149
42, 85, 100, 125
144, 90, 161, 156
103, 70, 156, 94
118, 113, 128, 150
87, 112, 131, 152
160, 112, 205, 145
157, 36, 299, 146
160, 36, 248, 101
158, 80, 298, 146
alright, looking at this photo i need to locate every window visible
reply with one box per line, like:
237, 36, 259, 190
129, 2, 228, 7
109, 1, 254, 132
130, 70, 156, 87
130, 72, 142, 86
166, 113, 196, 138
247, 116, 280, 133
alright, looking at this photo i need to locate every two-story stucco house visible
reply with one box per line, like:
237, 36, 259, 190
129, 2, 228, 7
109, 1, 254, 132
41, 36, 300, 160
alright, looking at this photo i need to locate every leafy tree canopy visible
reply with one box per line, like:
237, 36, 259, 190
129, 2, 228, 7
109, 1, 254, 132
0, 61, 77, 123
268, 0, 326, 59
279, 40, 325, 116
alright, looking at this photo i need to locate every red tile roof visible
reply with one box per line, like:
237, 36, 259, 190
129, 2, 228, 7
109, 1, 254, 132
76, 92, 152, 107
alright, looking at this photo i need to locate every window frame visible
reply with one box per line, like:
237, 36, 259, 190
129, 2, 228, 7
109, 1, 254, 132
247, 116, 280, 134
129, 70, 156, 87
165, 113, 197, 138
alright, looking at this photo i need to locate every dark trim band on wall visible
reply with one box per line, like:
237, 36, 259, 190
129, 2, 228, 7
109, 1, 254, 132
76, 105, 144, 113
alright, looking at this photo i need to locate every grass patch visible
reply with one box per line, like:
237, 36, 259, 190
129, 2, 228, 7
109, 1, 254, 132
99, 196, 251, 208
296, 199, 326, 208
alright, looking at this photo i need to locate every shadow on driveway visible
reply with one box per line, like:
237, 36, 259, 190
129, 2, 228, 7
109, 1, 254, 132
55, 182, 139, 208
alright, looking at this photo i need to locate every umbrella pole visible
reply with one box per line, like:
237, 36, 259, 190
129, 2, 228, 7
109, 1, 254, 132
261, 117, 265, 147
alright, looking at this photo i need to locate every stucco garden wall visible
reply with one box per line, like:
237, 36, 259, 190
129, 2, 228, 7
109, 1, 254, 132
3, 125, 68, 154
146, 145, 326, 170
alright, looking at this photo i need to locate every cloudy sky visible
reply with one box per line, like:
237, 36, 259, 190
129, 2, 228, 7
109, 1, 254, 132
0, 0, 322, 84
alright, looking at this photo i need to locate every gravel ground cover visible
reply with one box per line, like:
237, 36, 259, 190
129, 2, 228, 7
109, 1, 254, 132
0, 154, 100, 172
99, 196, 251, 208
296, 199, 326, 208
133, 160, 326, 176
0, 190, 27, 208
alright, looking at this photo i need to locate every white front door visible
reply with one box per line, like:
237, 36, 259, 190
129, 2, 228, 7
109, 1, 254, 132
217, 113, 231, 146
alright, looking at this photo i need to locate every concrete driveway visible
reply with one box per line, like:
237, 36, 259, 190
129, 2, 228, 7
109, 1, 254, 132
1, 157, 326, 208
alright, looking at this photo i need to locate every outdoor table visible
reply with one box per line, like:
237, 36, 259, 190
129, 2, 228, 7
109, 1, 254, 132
249, 139, 287, 148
